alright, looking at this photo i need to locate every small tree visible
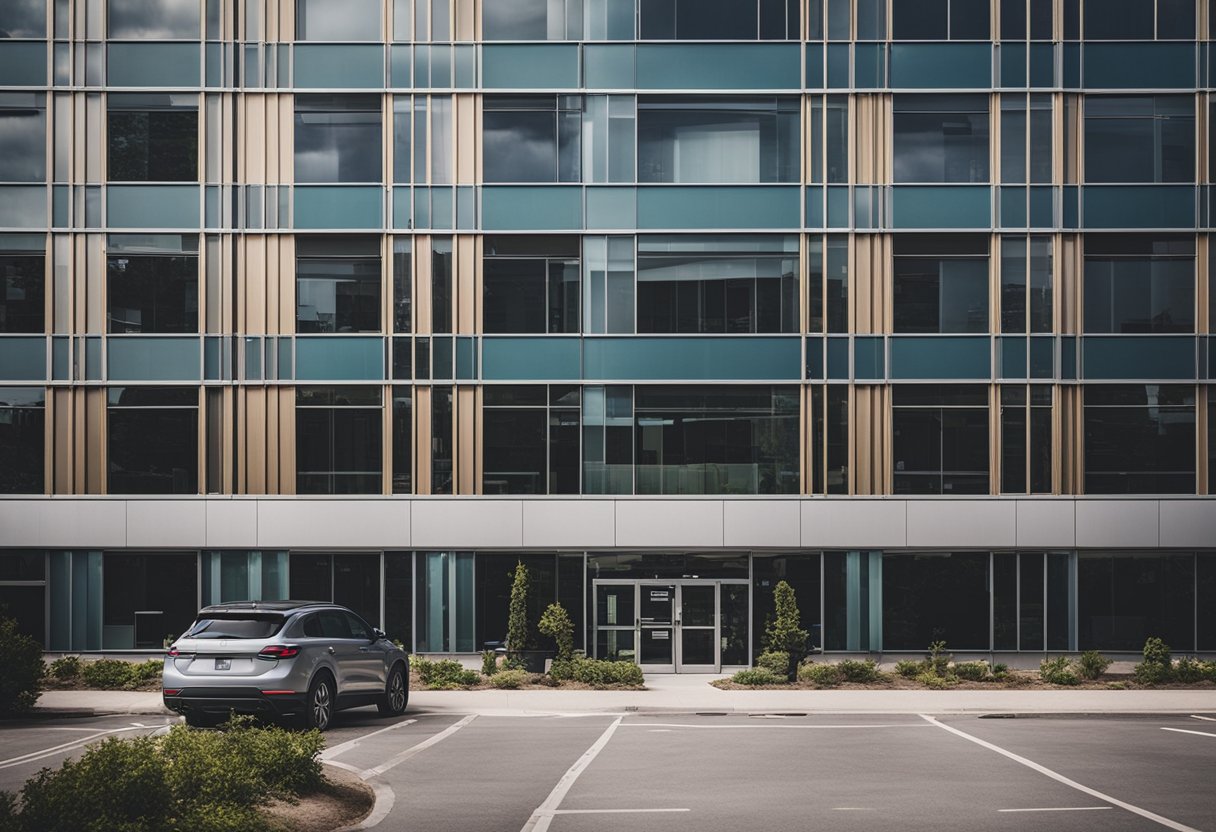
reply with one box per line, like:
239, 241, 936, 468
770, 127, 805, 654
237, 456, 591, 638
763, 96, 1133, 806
0, 616, 44, 716
764, 581, 808, 680
506, 561, 530, 668
538, 603, 574, 662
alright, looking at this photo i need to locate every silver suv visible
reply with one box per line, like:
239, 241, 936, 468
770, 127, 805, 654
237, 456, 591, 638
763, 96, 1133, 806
162, 601, 408, 730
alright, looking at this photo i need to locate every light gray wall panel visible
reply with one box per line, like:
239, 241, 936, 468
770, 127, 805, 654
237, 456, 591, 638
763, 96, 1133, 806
126, 501, 206, 548
907, 501, 1017, 548
615, 501, 725, 548
1015, 500, 1077, 548
204, 500, 259, 548
723, 500, 800, 548
412, 499, 522, 548
1074, 500, 1160, 548
0, 500, 127, 548
1158, 501, 1216, 548
257, 500, 409, 548
522, 501, 615, 548
801, 500, 907, 548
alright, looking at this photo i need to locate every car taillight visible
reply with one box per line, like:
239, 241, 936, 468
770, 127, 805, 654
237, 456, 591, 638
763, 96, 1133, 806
163, 689, 180, 696
258, 645, 301, 660
166, 647, 192, 658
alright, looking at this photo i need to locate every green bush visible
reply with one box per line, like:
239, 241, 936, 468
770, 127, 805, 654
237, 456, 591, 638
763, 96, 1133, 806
0, 792, 17, 832
895, 659, 926, 678
731, 668, 785, 686
558, 657, 644, 687
538, 603, 574, 662
1134, 637, 1174, 685
835, 659, 880, 683
755, 650, 790, 677
765, 582, 809, 670
1078, 650, 1112, 681
481, 650, 499, 677
1173, 656, 1205, 684
1203, 661, 1216, 683
412, 657, 479, 689
79, 659, 133, 690
992, 663, 1010, 677
128, 659, 164, 687
49, 656, 81, 681
0, 618, 44, 716
915, 672, 957, 689
1039, 656, 1079, 686
506, 561, 530, 668
798, 662, 844, 688
926, 641, 952, 677
952, 661, 990, 682
488, 669, 529, 690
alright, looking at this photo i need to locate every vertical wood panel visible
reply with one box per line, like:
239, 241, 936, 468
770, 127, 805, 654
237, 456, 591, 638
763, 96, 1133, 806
456, 385, 476, 494
52, 389, 73, 493
415, 386, 432, 494
456, 235, 475, 333
84, 388, 105, 494
415, 235, 433, 335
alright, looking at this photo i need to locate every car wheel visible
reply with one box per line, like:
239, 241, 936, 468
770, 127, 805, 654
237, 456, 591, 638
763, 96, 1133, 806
378, 663, 408, 716
306, 674, 334, 731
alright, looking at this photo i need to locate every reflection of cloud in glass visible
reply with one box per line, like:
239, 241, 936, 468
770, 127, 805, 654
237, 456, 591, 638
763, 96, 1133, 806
297, 0, 381, 40
0, 109, 45, 180
108, 0, 200, 39
484, 0, 547, 40
483, 116, 558, 182
0, 0, 46, 38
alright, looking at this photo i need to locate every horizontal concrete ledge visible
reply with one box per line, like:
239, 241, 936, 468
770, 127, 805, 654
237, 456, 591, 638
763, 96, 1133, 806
0, 497, 1213, 550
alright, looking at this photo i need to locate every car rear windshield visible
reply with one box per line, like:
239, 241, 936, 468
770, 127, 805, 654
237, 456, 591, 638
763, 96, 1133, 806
182, 615, 285, 639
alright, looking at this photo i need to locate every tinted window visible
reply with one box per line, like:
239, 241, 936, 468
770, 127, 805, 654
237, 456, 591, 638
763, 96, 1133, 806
0, 388, 44, 494
1084, 384, 1195, 494
882, 553, 990, 650
107, 387, 198, 495
185, 616, 285, 639
345, 612, 371, 640
892, 384, 989, 494
0, 94, 46, 183
297, 0, 381, 40
893, 0, 987, 39
640, 0, 797, 39
317, 610, 352, 639
103, 552, 198, 647
483, 387, 579, 495
108, 239, 198, 334
1083, 236, 1194, 333
483, 96, 581, 183
893, 95, 989, 183
484, 236, 580, 334
0, 247, 45, 334
294, 95, 382, 184
0, 0, 47, 38
893, 235, 989, 334
108, 95, 198, 183
392, 387, 412, 494
302, 614, 323, 638
1084, 96, 1194, 184
296, 386, 383, 495
296, 236, 381, 334
484, 0, 580, 40
1079, 553, 1195, 651
109, 0, 200, 38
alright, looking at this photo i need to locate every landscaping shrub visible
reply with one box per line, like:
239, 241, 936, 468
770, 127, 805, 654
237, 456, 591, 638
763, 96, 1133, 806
926, 641, 952, 677
412, 657, 479, 689
1134, 637, 1174, 685
765, 582, 808, 679
481, 650, 499, 677
128, 659, 165, 687
1173, 656, 1205, 684
558, 657, 643, 687
731, 668, 785, 686
48, 656, 81, 681
755, 650, 790, 677
0, 617, 44, 716
835, 659, 880, 683
992, 663, 1010, 678
798, 662, 844, 688
915, 672, 957, 689
1078, 651, 1112, 681
1203, 661, 1216, 683
538, 603, 575, 662
489, 669, 529, 690
506, 561, 530, 669
952, 661, 990, 682
895, 659, 926, 678
1039, 656, 1079, 686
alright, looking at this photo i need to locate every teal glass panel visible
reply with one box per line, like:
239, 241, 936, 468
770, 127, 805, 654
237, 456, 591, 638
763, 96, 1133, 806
0, 336, 45, 381
890, 44, 990, 89
455, 336, 476, 380
807, 338, 824, 379
278, 338, 293, 380
854, 43, 885, 89
806, 186, 824, 228
826, 186, 848, 228
392, 186, 411, 229
855, 336, 884, 380
1029, 336, 1053, 379
1063, 185, 1079, 229
293, 45, 383, 89
827, 337, 848, 379
0, 42, 47, 86
52, 336, 69, 380
482, 186, 582, 230
0, 186, 47, 228
206, 42, 222, 87
1028, 43, 1054, 87
1063, 43, 1080, 88
482, 337, 581, 380
53, 185, 68, 228
432, 336, 453, 379
390, 44, 412, 87
1082, 336, 1195, 381
636, 187, 800, 230
456, 186, 476, 230
889, 336, 991, 380
1082, 186, 1195, 230
431, 186, 453, 230
1000, 336, 1027, 378
583, 337, 801, 381
1061, 335, 1077, 379
413, 188, 430, 229
635, 44, 801, 90
586, 187, 636, 229
295, 336, 384, 380
107, 185, 200, 229
891, 187, 991, 229
1000, 187, 1027, 228
584, 45, 635, 89
85, 336, 102, 380
108, 337, 200, 381
806, 44, 824, 89
204, 336, 221, 380
1028, 186, 1053, 228
1001, 42, 1027, 87
482, 44, 579, 89
454, 45, 476, 88
826, 44, 848, 89
1084, 43, 1194, 90
294, 186, 383, 229
108, 43, 201, 87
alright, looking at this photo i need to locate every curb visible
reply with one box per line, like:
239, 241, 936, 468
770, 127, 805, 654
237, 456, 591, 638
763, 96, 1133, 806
326, 762, 394, 831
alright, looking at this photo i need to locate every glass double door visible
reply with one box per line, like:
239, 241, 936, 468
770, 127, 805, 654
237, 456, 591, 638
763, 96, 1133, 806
595, 581, 745, 673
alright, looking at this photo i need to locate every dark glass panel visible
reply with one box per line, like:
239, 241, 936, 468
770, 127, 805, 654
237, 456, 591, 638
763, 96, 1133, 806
892, 0, 947, 39
1029, 398, 1052, 493
1084, 385, 1195, 494
1199, 554, 1216, 650
0, 0, 46, 37
392, 387, 412, 494
431, 386, 453, 493
0, 253, 44, 333
109, 0, 199, 38
483, 96, 581, 183
475, 554, 557, 648
1000, 0, 1025, 39
752, 554, 821, 655
826, 385, 848, 494
882, 553, 989, 650
1083, 254, 1194, 334
289, 553, 332, 603
0, 95, 46, 182
432, 238, 452, 334
102, 553, 198, 648
296, 401, 382, 495
0, 550, 43, 581
589, 552, 749, 580
993, 554, 1017, 650
893, 96, 990, 183
1157, 0, 1195, 39
893, 253, 988, 333
1078, 553, 1195, 651
1019, 552, 1044, 649
393, 239, 412, 333
550, 407, 580, 494
0, 586, 44, 645
107, 254, 198, 333
949, 0, 988, 38
293, 95, 381, 184
0, 389, 43, 494
1084, 96, 1194, 185
334, 554, 381, 629
108, 109, 198, 182
108, 406, 198, 494
484, 407, 546, 494
1084, 0, 1154, 39
384, 552, 412, 649
1001, 400, 1027, 493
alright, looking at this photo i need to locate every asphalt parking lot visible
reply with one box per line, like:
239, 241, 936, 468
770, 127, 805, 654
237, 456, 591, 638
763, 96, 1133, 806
3, 709, 1214, 831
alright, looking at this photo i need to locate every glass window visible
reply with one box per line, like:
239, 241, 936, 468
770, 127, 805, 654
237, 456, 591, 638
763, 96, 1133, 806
807, 384, 849, 494
393, 238, 411, 332
288, 553, 382, 629
296, 236, 381, 334
0, 0, 45, 38
483, 96, 582, 184
1000, 236, 1053, 334
484, 236, 580, 334
1079, 553, 1194, 651
582, 235, 635, 334
107, 235, 199, 334
753, 554, 821, 654
639, 0, 797, 40
1000, 94, 1052, 186
1083, 235, 1194, 334
0, 235, 44, 333
483, 385, 580, 494
1084, 96, 1194, 185
1001, 385, 1052, 494
432, 237, 452, 333
384, 552, 412, 648
415, 552, 474, 652
583, 94, 635, 184
297, 0, 381, 40
634, 385, 799, 495
108, 94, 198, 183
882, 552, 989, 650
636, 234, 798, 334
892, 0, 988, 39
294, 95, 382, 184
1085, 0, 1194, 39
0, 94, 45, 183
392, 387, 411, 493
893, 235, 989, 334
0, 387, 44, 494
103, 553, 198, 648
894, 95, 989, 184
296, 386, 383, 494
432, 385, 453, 493
892, 384, 989, 494
638, 97, 799, 184
484, 0, 582, 40
1084, 384, 1195, 494
108, 0, 200, 38
108, 387, 198, 494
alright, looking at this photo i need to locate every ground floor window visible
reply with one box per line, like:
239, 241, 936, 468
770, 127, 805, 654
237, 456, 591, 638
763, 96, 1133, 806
1078, 552, 1195, 651
289, 552, 382, 630
882, 552, 990, 650
102, 552, 197, 648
753, 554, 820, 654
201, 551, 288, 606
0, 550, 46, 644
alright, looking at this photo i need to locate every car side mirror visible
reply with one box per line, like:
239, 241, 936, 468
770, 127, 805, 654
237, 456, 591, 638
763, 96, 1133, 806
373, 628, 386, 641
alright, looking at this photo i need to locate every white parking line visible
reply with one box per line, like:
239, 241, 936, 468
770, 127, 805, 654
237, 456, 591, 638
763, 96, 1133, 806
361, 714, 477, 778
999, 807, 1112, 813
551, 809, 689, 815
618, 722, 932, 730
320, 719, 417, 760
520, 716, 623, 832
0, 726, 146, 770
1190, 715, 1216, 722
1161, 728, 1216, 739
920, 715, 1201, 832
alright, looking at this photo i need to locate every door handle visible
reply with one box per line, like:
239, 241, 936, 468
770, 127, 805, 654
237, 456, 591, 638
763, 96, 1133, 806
327, 646, 336, 654
359, 647, 370, 652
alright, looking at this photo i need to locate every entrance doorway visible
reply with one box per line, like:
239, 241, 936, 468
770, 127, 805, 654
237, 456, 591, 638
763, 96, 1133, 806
593, 580, 749, 673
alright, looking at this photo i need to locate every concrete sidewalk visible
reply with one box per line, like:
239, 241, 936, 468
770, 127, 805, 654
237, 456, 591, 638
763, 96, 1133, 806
34, 676, 1216, 718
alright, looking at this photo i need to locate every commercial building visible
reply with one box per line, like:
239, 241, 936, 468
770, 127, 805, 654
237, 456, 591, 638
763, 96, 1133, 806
1, 0, 1214, 670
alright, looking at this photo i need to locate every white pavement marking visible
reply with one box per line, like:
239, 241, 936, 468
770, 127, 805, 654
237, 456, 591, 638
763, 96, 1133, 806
1000, 807, 1113, 813
520, 716, 624, 832
320, 719, 418, 760
552, 809, 689, 815
0, 726, 146, 770
831, 808, 876, 811
1161, 727, 1216, 739
618, 722, 932, 730
920, 715, 1202, 832
1189, 715, 1216, 722
361, 714, 477, 778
